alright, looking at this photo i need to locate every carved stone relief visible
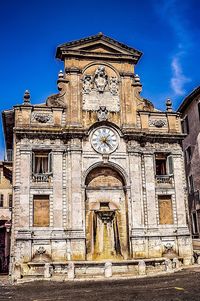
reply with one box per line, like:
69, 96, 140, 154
149, 119, 167, 128
97, 106, 108, 121
94, 66, 108, 92
82, 65, 120, 112
31, 113, 53, 124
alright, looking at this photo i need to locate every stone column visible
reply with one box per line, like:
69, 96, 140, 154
120, 74, 136, 127
165, 259, 173, 272
128, 152, 143, 227
138, 260, 146, 275
129, 151, 146, 258
104, 262, 112, 278
143, 153, 157, 227
66, 139, 85, 260
68, 262, 75, 279
53, 150, 64, 228
173, 154, 187, 226
67, 139, 83, 230
44, 263, 51, 278
65, 68, 82, 126
19, 150, 31, 228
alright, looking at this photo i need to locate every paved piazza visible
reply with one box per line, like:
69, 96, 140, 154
1, 267, 200, 301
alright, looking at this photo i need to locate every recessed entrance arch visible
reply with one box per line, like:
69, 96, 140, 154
85, 165, 129, 261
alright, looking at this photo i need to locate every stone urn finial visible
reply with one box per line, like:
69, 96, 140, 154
166, 98, 172, 112
134, 74, 140, 83
23, 90, 30, 105
58, 70, 64, 79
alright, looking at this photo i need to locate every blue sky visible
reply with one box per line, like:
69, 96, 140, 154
0, 0, 199, 159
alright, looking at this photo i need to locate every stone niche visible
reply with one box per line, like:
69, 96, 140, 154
82, 64, 120, 112
85, 166, 129, 261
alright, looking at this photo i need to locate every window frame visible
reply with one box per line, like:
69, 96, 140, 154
32, 150, 52, 174
155, 152, 174, 176
158, 195, 174, 225
8, 194, 12, 208
0, 194, 4, 207
33, 195, 50, 227
188, 174, 194, 193
185, 146, 192, 164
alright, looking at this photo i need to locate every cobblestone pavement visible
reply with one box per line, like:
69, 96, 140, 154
1, 267, 200, 301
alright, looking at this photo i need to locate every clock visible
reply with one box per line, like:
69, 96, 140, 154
91, 127, 118, 154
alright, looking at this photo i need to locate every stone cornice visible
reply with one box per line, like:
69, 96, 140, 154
56, 33, 142, 63
122, 130, 184, 144
14, 127, 184, 144
60, 50, 139, 63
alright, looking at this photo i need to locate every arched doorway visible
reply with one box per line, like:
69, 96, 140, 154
85, 165, 129, 261
0, 220, 10, 274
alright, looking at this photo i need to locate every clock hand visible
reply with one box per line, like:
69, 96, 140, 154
104, 140, 113, 148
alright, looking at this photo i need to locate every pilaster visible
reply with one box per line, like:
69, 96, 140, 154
52, 150, 64, 228
143, 152, 157, 227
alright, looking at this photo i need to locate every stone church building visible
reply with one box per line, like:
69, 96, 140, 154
2, 33, 193, 280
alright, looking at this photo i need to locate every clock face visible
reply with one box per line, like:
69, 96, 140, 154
91, 127, 118, 154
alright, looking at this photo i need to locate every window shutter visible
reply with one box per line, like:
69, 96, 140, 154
167, 155, 174, 175
32, 152, 35, 173
48, 152, 52, 173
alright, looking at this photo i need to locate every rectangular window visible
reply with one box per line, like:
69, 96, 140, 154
33, 195, 50, 227
158, 195, 173, 224
198, 102, 200, 121
181, 120, 185, 134
155, 153, 173, 175
181, 116, 189, 134
188, 174, 194, 193
32, 151, 52, 174
192, 212, 198, 234
32, 151, 52, 182
185, 146, 192, 163
0, 194, 4, 207
185, 116, 189, 134
8, 194, 12, 208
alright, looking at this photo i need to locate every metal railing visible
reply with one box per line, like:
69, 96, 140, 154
32, 173, 52, 183
155, 175, 173, 185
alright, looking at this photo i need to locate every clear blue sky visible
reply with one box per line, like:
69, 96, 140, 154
0, 0, 199, 159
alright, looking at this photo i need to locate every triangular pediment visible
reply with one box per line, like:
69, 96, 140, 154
75, 42, 123, 54
56, 33, 142, 63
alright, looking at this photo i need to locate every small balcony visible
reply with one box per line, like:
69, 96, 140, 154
155, 175, 174, 187
32, 173, 52, 183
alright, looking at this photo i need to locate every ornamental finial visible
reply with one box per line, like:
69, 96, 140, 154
23, 90, 30, 105
58, 70, 64, 78
134, 74, 140, 83
166, 98, 172, 112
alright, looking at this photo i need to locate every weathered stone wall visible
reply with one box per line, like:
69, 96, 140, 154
5, 34, 193, 280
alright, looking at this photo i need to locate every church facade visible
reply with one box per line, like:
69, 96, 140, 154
2, 33, 193, 280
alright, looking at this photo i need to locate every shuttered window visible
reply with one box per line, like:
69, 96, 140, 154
167, 155, 173, 175
155, 153, 174, 175
158, 195, 173, 225
32, 151, 52, 174
33, 195, 50, 227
